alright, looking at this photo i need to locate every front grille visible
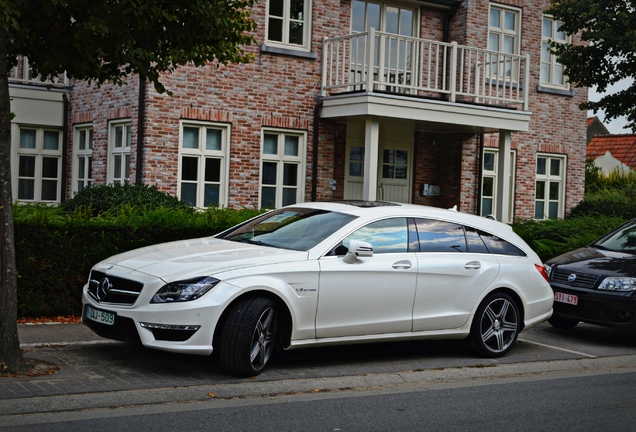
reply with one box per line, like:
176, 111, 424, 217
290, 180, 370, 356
552, 269, 599, 289
87, 270, 144, 305
553, 301, 600, 321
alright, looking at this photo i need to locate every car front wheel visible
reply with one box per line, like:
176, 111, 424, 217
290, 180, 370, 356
219, 297, 279, 377
470, 292, 520, 358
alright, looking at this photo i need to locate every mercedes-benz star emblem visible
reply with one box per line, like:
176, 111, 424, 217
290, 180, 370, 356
568, 273, 577, 283
97, 277, 112, 300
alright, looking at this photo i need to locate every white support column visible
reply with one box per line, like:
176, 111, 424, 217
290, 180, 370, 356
363, 117, 380, 201
496, 130, 512, 223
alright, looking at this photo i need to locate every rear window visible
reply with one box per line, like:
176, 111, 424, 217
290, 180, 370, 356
478, 230, 526, 256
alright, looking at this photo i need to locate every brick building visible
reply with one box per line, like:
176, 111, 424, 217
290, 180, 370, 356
9, 0, 587, 222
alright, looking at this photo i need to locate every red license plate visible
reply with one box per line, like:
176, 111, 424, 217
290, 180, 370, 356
555, 292, 578, 305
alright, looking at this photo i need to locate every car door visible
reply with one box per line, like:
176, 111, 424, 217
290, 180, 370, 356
316, 217, 418, 338
411, 219, 500, 331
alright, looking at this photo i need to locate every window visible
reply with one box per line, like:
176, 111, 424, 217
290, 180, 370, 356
16, 127, 62, 202
266, 0, 312, 51
535, 154, 566, 219
343, 218, 409, 254
178, 122, 230, 208
480, 148, 516, 222
108, 121, 131, 185
415, 219, 466, 253
260, 130, 306, 209
541, 16, 569, 88
488, 4, 521, 78
73, 125, 93, 193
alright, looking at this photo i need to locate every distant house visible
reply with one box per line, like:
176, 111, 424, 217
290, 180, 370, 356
587, 116, 610, 143
587, 135, 636, 174
9, 0, 589, 222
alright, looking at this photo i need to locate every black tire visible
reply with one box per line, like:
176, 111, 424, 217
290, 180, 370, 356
548, 314, 579, 329
470, 292, 521, 358
219, 297, 279, 377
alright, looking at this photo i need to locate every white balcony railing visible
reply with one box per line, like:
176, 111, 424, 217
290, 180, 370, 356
9, 56, 69, 87
322, 28, 529, 111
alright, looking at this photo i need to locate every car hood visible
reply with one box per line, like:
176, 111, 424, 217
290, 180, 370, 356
93, 237, 309, 281
546, 246, 636, 277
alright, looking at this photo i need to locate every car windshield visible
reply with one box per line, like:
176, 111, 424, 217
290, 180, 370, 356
218, 208, 357, 251
595, 220, 636, 252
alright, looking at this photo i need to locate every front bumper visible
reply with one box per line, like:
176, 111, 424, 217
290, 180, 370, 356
550, 284, 636, 330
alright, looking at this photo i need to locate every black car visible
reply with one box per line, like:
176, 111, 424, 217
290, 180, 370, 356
545, 218, 636, 330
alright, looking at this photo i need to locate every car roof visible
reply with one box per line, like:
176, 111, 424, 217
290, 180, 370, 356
287, 201, 511, 233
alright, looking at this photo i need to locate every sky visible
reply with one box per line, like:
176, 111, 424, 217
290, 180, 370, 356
588, 79, 633, 134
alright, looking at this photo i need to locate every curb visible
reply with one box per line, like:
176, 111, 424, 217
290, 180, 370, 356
2, 354, 636, 416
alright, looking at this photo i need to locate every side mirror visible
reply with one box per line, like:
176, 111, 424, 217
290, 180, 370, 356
343, 240, 373, 264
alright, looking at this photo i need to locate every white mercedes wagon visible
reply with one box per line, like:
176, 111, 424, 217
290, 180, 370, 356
82, 201, 553, 376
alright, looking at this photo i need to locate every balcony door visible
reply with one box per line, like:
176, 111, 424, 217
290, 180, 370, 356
351, 0, 417, 92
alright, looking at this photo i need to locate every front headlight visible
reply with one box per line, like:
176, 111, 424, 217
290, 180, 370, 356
151, 276, 220, 303
544, 264, 553, 278
598, 277, 636, 291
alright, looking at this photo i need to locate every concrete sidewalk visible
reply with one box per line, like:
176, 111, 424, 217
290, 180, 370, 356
3, 323, 636, 416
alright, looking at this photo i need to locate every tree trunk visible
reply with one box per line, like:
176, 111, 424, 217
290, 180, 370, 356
0, 27, 27, 373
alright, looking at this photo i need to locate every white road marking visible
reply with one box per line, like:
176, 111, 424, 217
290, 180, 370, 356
519, 338, 598, 358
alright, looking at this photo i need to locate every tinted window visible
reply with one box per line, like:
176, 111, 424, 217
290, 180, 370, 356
343, 218, 409, 254
479, 230, 526, 256
465, 227, 490, 254
595, 220, 636, 251
415, 219, 466, 253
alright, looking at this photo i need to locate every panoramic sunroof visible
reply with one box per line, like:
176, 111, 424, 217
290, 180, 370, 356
333, 200, 400, 208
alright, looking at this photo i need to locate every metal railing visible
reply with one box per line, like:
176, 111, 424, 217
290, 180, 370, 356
322, 28, 529, 111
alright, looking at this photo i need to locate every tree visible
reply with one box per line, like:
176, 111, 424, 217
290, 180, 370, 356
546, 0, 636, 131
1, 0, 256, 373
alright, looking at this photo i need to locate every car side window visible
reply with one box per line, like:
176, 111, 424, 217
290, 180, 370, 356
415, 218, 467, 253
465, 226, 490, 254
478, 230, 526, 256
342, 218, 409, 254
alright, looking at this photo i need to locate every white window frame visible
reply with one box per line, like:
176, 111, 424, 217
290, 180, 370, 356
260, 129, 306, 209
541, 15, 570, 89
107, 120, 132, 185
488, 4, 522, 80
481, 148, 516, 223
177, 121, 231, 208
15, 126, 63, 203
535, 154, 566, 220
265, 0, 313, 52
72, 124, 93, 194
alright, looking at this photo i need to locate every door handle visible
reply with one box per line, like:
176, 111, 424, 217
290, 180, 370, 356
392, 260, 412, 269
464, 261, 481, 270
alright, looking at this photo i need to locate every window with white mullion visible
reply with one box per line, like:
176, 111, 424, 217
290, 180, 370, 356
16, 127, 62, 202
541, 15, 569, 88
266, 0, 311, 50
535, 154, 566, 220
179, 123, 228, 208
109, 121, 131, 185
488, 4, 521, 80
260, 131, 305, 209
74, 126, 93, 193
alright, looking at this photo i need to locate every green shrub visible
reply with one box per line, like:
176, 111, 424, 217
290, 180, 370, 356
14, 204, 263, 317
569, 189, 636, 219
62, 183, 192, 216
512, 215, 627, 262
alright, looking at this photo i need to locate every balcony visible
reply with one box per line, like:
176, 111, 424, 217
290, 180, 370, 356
9, 57, 69, 88
320, 29, 531, 133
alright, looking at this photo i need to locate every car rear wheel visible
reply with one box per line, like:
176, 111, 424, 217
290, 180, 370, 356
470, 292, 520, 358
548, 315, 578, 329
219, 297, 279, 377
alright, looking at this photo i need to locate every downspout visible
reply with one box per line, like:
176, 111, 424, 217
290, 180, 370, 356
477, 133, 484, 215
135, 77, 146, 184
442, 3, 459, 43
61, 94, 69, 202
311, 99, 323, 202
